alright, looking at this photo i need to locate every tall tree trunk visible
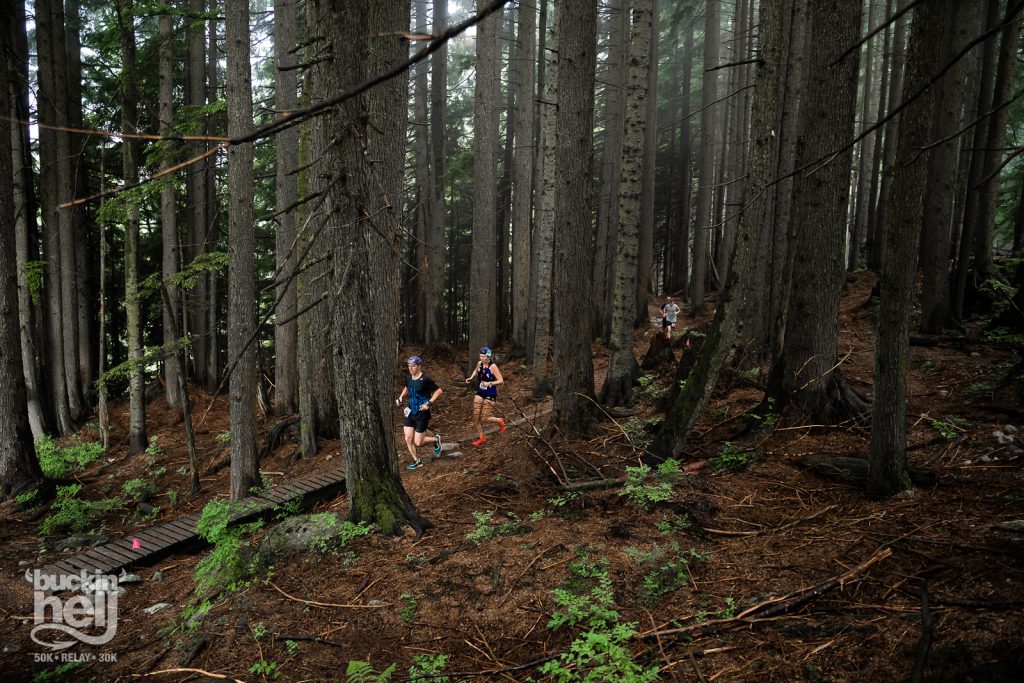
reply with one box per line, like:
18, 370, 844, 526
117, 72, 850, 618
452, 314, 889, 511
530, 4, 559, 395
867, 0, 908, 273
848, 0, 882, 272
36, 0, 75, 435
526, 0, 548, 357
425, 0, 448, 343
469, 0, 501, 348
205, 11, 221, 391
716, 0, 747, 285
918, 1, 977, 334
186, 0, 209, 389
869, 0, 947, 497
635, 0, 659, 325
689, 0, 720, 315
768, 0, 867, 423
67, 0, 93, 405
274, 0, 299, 414
324, 0, 428, 535
496, 11, 516, 343
971, 3, 1022, 285
653, 0, 783, 459
511, 0, 536, 351
600, 0, 652, 408
863, 0, 893, 271
10, 0, 48, 437
593, 0, 628, 340
160, 9, 183, 412
118, 0, 148, 454
671, 23, 694, 296
226, 0, 259, 500
411, 0, 431, 345
0, 7, 43, 496
551, 0, 598, 436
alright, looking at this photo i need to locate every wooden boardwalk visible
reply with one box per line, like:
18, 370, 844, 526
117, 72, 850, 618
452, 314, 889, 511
35, 465, 346, 584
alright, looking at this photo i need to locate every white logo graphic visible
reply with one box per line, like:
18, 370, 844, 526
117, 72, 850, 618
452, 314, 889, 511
27, 569, 119, 651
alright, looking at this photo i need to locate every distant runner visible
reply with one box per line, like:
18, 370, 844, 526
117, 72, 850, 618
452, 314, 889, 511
661, 296, 681, 341
396, 355, 443, 470
464, 347, 506, 447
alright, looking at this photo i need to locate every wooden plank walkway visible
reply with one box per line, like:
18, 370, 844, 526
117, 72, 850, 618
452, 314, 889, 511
35, 465, 346, 585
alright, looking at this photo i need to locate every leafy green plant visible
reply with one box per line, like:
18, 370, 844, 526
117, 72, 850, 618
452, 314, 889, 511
964, 381, 995, 400
193, 499, 263, 595
930, 418, 959, 441
548, 491, 581, 509
710, 442, 754, 472
251, 621, 269, 640
215, 431, 232, 445
248, 660, 281, 679
285, 639, 299, 655
627, 543, 706, 606
305, 514, 373, 557
345, 661, 396, 682
34, 436, 104, 478
166, 490, 179, 507
635, 374, 664, 402
540, 554, 659, 683
122, 478, 156, 501
656, 512, 691, 536
716, 596, 738, 619
39, 485, 121, 536
748, 397, 779, 431
620, 418, 650, 447
466, 510, 529, 545
620, 459, 682, 509
920, 360, 936, 375
399, 593, 419, 625
408, 653, 449, 682
15, 488, 40, 508
31, 661, 82, 683
145, 436, 163, 457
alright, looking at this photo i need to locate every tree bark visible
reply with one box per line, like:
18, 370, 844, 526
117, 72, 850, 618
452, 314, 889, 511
768, 0, 867, 423
274, 0, 299, 414
226, 0, 259, 500
9, 0, 48, 437
918, 1, 977, 335
425, 0, 448, 343
551, 0, 598, 436
689, 0, 720, 316
323, 0, 429, 535
600, 0, 652, 408
635, 0, 659, 325
118, 0, 149, 455
869, 0, 948, 497
0, 6, 43, 496
511, 0, 537, 351
653, 0, 783, 459
160, 8, 183, 412
671, 23, 694, 296
848, 0, 883, 272
530, 4, 559, 396
469, 0, 502, 348
185, 0, 209, 389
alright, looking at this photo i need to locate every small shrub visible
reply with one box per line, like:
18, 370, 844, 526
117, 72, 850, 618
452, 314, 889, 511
627, 542, 707, 606
635, 374, 664, 402
408, 652, 449, 682
248, 660, 280, 679
620, 459, 681, 509
15, 488, 40, 508
122, 478, 156, 501
466, 510, 529, 545
193, 499, 263, 595
39, 485, 121, 536
345, 661, 396, 682
285, 639, 299, 655
710, 442, 754, 472
215, 431, 232, 445
399, 593, 419, 625
305, 514, 373, 557
251, 621, 269, 640
656, 512, 691, 536
930, 418, 959, 441
35, 436, 103, 478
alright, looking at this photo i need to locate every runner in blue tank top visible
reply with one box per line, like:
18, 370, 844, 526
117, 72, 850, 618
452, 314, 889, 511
395, 356, 443, 469
464, 347, 506, 446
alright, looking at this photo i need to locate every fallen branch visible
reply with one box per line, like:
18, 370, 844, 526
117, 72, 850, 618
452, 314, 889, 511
702, 505, 837, 537
268, 581, 390, 609
909, 583, 935, 683
641, 546, 893, 640
138, 668, 244, 682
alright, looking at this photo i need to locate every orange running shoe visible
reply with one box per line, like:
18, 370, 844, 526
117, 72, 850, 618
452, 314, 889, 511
472, 436, 487, 447
497, 418, 507, 433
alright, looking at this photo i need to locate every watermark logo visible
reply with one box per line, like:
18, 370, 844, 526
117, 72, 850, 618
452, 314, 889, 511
26, 569, 118, 651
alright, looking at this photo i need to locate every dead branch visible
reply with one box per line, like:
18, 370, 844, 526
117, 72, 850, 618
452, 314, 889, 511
138, 668, 244, 682
267, 581, 390, 609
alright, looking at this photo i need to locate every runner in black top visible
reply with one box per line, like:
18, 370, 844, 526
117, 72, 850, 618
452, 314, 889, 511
396, 355, 443, 469
464, 347, 506, 446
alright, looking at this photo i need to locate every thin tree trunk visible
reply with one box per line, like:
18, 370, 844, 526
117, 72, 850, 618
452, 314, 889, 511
511, 0, 536, 351
869, 0, 947, 497
226, 0, 259, 501
849, 0, 882, 272
635, 0, 659, 325
205, 12, 220, 392
425, 0, 447, 343
531, 4, 558, 395
160, 9, 183, 412
274, 0, 299, 414
186, 0, 209, 389
672, 23, 694, 296
689, 0, 720, 316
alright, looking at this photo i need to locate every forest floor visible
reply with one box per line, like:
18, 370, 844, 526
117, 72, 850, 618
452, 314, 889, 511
2, 273, 1024, 682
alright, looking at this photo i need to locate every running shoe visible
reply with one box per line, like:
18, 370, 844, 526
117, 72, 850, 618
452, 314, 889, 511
406, 459, 423, 470
497, 418, 506, 433
433, 433, 443, 455
472, 436, 487, 447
